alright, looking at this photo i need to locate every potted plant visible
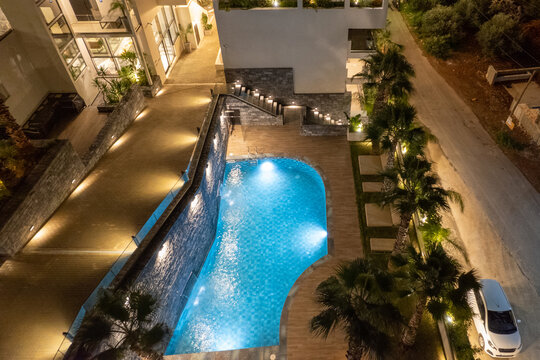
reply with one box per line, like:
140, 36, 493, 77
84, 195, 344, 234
346, 113, 367, 141
93, 68, 132, 112
202, 13, 213, 35
179, 23, 194, 52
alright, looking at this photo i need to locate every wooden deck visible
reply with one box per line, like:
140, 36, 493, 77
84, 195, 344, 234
226, 109, 363, 360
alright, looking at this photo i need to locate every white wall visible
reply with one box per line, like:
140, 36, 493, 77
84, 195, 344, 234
214, 2, 388, 93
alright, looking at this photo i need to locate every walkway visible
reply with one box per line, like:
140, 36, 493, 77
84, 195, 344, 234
388, 10, 540, 358
0, 30, 224, 359
227, 109, 363, 360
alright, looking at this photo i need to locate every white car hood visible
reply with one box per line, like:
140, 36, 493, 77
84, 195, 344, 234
489, 330, 521, 349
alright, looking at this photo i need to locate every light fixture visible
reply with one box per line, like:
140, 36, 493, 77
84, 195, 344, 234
30, 225, 35, 232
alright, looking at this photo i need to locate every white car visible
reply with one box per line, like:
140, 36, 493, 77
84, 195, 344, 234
468, 279, 522, 358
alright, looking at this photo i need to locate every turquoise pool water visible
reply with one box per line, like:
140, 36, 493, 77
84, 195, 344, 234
165, 158, 327, 354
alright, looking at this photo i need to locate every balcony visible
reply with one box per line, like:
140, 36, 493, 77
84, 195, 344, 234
347, 29, 376, 58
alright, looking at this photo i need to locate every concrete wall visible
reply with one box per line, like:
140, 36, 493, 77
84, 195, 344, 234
0, 86, 145, 256
214, 1, 388, 94
0, 0, 77, 123
225, 68, 351, 120
514, 103, 540, 145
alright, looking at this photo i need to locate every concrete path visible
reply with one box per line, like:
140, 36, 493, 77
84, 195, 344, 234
388, 9, 540, 358
0, 31, 224, 360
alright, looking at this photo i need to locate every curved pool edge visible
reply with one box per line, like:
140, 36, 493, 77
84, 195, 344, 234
227, 153, 335, 360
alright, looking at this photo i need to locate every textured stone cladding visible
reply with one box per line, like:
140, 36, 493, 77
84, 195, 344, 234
225, 68, 351, 120
225, 96, 283, 125
0, 140, 85, 255
131, 107, 229, 349
0, 86, 145, 256
301, 124, 348, 136
83, 86, 145, 169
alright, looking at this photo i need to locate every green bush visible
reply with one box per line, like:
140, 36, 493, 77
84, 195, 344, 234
421, 5, 463, 44
496, 130, 526, 150
447, 320, 480, 360
407, 0, 436, 12
452, 0, 491, 29
423, 34, 453, 58
477, 13, 522, 57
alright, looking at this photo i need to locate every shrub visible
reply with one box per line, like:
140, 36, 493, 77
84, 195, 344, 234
407, 0, 436, 12
489, 0, 520, 18
477, 13, 522, 57
518, 0, 540, 19
421, 5, 463, 44
496, 130, 526, 150
454, 0, 491, 29
423, 34, 453, 58
447, 320, 481, 360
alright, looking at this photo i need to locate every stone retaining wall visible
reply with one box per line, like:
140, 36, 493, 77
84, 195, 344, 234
0, 86, 145, 256
0, 140, 85, 255
301, 124, 348, 136
225, 68, 351, 121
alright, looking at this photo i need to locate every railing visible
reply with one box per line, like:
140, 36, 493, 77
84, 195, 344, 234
219, 0, 297, 9
303, 0, 345, 8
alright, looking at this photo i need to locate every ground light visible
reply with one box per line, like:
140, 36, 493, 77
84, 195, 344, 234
260, 161, 275, 172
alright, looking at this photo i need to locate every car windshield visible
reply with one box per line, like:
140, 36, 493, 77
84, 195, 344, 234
488, 310, 517, 334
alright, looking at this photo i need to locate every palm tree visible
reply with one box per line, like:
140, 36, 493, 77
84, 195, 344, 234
74, 289, 169, 360
0, 97, 34, 154
365, 102, 433, 192
380, 154, 463, 255
355, 45, 415, 111
397, 245, 480, 348
310, 258, 403, 360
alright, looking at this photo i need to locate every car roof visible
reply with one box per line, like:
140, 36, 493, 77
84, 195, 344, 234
480, 279, 512, 312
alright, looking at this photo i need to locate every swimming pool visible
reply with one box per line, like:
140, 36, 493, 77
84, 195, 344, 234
165, 158, 327, 355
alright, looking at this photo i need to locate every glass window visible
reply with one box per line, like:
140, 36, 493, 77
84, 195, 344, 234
488, 311, 518, 335
0, 7, 12, 39
158, 42, 169, 72
108, 37, 134, 57
164, 6, 174, 24
53, 33, 73, 50
164, 35, 175, 61
84, 37, 108, 55
169, 22, 178, 44
93, 57, 117, 75
157, 11, 167, 37
38, 0, 62, 25
61, 41, 79, 64
69, 54, 86, 79
151, 19, 161, 43
50, 16, 70, 35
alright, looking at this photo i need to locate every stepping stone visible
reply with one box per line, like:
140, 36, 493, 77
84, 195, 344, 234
380, 152, 389, 168
358, 155, 383, 175
362, 181, 383, 192
365, 203, 393, 227
370, 238, 395, 252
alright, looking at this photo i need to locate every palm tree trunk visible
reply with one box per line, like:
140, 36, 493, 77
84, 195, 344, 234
346, 338, 366, 360
392, 212, 412, 255
381, 142, 396, 193
401, 295, 427, 348
0, 98, 34, 154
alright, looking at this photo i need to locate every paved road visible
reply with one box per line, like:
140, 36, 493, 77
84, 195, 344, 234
387, 9, 540, 359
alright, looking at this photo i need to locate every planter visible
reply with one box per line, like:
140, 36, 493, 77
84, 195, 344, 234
141, 75, 162, 98
184, 42, 192, 53
204, 29, 212, 36
347, 128, 366, 141
97, 103, 116, 113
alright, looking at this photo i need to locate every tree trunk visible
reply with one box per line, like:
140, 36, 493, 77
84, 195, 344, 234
0, 98, 34, 154
401, 295, 427, 348
392, 212, 412, 255
346, 338, 366, 360
381, 142, 396, 193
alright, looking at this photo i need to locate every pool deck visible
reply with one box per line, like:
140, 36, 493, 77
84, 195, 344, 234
227, 109, 363, 360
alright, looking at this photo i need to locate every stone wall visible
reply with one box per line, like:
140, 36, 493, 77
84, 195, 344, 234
225, 96, 283, 125
301, 124, 348, 136
0, 140, 85, 255
225, 68, 351, 121
0, 86, 145, 256
83, 86, 145, 169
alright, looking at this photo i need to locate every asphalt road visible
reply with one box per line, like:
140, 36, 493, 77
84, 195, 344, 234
387, 9, 540, 359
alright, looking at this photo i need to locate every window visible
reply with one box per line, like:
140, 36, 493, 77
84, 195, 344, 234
36, 0, 88, 80
0, 7, 12, 40
474, 290, 486, 323
151, 6, 179, 72
488, 311, 518, 335
38, 0, 62, 25
84, 36, 139, 75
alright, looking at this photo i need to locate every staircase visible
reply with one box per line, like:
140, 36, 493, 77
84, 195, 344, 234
229, 81, 283, 116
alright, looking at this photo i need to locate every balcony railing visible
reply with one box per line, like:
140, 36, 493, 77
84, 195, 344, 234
349, 0, 382, 7
219, 0, 297, 9
303, 0, 344, 8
